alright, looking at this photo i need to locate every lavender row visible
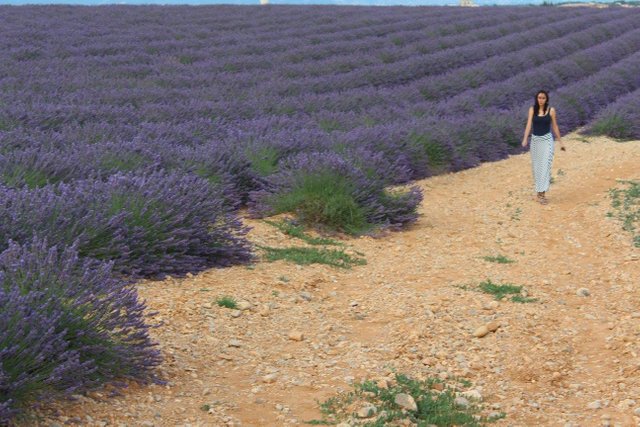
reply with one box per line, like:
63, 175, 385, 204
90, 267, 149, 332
218, 7, 558, 78
583, 88, 640, 140
262, 10, 639, 115
0, 172, 254, 277
258, 8, 613, 96
0, 238, 161, 423
413, 12, 640, 103
0, 7, 567, 105
272, 8, 573, 82
435, 26, 640, 116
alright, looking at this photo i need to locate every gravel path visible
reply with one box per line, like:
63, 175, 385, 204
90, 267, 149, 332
35, 135, 640, 427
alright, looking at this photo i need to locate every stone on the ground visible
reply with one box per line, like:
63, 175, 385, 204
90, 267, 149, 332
394, 393, 417, 411
288, 331, 304, 341
237, 301, 252, 311
357, 404, 377, 418
587, 400, 602, 409
454, 396, 470, 408
473, 325, 490, 338
577, 288, 591, 297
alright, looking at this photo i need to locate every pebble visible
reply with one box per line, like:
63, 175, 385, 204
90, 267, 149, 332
357, 404, 377, 418
454, 396, 470, 408
230, 310, 242, 318
262, 373, 278, 383
473, 325, 490, 338
588, 400, 602, 409
394, 393, 417, 411
300, 292, 313, 301
577, 288, 591, 297
259, 306, 271, 317
472, 322, 499, 338
237, 301, 252, 311
462, 389, 483, 401
228, 339, 242, 347
288, 331, 304, 341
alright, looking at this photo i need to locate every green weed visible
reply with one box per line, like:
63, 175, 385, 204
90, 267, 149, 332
307, 373, 504, 426
216, 296, 238, 309
478, 279, 536, 303
260, 246, 365, 269
609, 180, 640, 247
264, 219, 342, 246
481, 255, 515, 264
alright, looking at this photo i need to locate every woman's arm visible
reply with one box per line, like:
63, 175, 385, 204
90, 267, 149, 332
550, 108, 565, 150
522, 107, 533, 147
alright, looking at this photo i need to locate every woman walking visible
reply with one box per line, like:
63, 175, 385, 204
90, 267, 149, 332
522, 90, 565, 205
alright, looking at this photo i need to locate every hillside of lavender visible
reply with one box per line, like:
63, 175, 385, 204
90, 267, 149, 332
2, 4, 640, 422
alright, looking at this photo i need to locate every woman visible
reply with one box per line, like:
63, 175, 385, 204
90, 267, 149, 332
521, 90, 565, 205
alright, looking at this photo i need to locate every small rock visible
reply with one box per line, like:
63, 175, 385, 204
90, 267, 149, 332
588, 400, 602, 410
258, 305, 270, 317
350, 301, 359, 307
228, 339, 242, 348
462, 389, 483, 401
618, 399, 635, 408
237, 301, 252, 311
394, 393, 417, 411
634, 407, 640, 416
230, 310, 242, 318
288, 331, 304, 341
486, 321, 501, 332
454, 396, 470, 408
262, 373, 278, 383
300, 292, 313, 301
377, 379, 389, 389
473, 325, 490, 338
431, 382, 444, 391
357, 405, 377, 418
577, 288, 591, 297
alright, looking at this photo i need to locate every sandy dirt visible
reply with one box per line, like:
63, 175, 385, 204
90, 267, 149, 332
35, 134, 640, 427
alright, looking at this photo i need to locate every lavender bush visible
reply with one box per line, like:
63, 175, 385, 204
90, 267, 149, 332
584, 88, 640, 140
0, 172, 253, 277
0, 238, 161, 424
249, 151, 422, 234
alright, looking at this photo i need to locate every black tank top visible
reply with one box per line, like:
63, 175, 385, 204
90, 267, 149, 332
532, 108, 551, 136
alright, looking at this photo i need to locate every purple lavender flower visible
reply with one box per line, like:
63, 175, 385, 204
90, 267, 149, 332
0, 237, 161, 424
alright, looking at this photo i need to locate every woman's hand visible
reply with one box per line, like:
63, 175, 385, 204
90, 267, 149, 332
521, 138, 529, 148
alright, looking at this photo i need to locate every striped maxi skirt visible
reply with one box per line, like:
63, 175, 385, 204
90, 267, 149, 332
530, 132, 554, 193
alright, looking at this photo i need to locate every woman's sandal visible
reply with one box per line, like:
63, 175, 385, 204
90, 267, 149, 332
537, 195, 548, 205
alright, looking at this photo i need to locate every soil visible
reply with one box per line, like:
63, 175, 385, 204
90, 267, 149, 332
35, 134, 640, 427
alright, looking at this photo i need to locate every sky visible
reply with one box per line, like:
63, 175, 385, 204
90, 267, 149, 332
0, 0, 621, 5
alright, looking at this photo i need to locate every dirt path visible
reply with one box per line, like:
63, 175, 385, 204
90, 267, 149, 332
40, 134, 640, 427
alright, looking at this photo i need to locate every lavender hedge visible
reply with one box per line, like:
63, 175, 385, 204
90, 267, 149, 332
0, 172, 253, 277
0, 238, 161, 423
249, 151, 422, 234
584, 88, 640, 140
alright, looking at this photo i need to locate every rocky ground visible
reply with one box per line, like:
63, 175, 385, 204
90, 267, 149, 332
35, 134, 639, 427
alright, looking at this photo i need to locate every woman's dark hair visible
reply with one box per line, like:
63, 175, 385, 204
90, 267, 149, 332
534, 90, 549, 116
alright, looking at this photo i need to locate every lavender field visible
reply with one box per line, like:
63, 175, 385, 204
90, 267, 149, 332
1, 4, 640, 422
